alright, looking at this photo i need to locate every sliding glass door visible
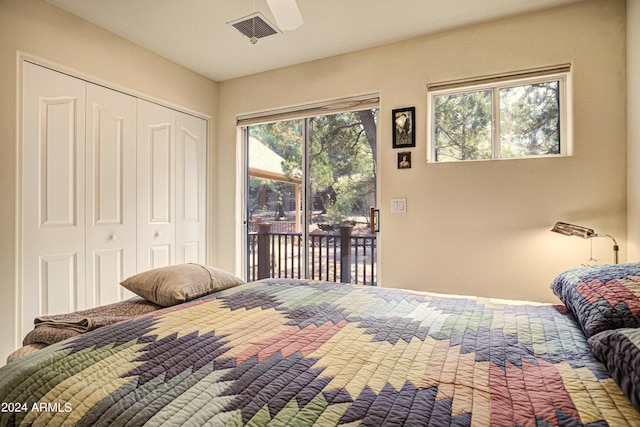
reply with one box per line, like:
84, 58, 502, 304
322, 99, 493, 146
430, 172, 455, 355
244, 108, 378, 285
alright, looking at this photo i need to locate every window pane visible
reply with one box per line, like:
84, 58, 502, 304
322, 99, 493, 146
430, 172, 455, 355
433, 90, 492, 161
499, 81, 560, 158
309, 111, 377, 228
248, 119, 303, 231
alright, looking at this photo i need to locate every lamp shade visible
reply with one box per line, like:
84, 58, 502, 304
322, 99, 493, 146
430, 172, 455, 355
550, 222, 595, 239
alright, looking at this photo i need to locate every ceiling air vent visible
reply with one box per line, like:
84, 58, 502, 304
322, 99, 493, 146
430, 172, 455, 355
227, 12, 281, 42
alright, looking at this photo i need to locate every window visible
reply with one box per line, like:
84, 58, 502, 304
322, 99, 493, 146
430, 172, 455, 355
427, 66, 571, 162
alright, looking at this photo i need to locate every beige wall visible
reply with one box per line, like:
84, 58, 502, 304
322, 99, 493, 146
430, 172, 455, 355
628, 0, 640, 260
217, 0, 627, 303
0, 0, 218, 362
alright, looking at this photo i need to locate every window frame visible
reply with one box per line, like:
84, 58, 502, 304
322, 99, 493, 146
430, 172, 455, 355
427, 68, 572, 163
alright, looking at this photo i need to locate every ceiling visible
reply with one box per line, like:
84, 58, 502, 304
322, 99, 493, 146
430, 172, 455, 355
47, 0, 585, 82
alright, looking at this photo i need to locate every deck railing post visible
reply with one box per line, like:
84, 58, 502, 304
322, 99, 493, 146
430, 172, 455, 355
339, 225, 353, 283
257, 223, 272, 279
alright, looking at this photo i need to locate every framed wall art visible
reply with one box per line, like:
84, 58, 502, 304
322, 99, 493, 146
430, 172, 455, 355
397, 151, 412, 169
392, 107, 415, 148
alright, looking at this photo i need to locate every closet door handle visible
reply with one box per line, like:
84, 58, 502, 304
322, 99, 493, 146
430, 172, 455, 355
154, 231, 162, 238
109, 234, 117, 241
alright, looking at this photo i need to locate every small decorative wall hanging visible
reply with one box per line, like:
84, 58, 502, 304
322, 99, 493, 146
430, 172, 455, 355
397, 151, 412, 169
392, 107, 415, 148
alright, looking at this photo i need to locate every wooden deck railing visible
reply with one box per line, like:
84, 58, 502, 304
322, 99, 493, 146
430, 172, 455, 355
248, 223, 376, 286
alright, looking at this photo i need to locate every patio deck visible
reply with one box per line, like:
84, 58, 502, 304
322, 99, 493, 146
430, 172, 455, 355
248, 223, 377, 286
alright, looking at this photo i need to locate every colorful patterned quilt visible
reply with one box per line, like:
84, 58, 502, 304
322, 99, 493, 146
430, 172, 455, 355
550, 262, 640, 337
2, 278, 639, 426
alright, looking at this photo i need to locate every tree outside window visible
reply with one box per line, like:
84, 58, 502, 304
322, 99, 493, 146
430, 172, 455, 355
430, 71, 567, 162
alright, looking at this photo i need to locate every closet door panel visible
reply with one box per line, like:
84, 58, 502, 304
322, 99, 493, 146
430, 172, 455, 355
137, 100, 176, 271
176, 112, 207, 264
150, 245, 172, 268
40, 254, 78, 316
22, 62, 86, 338
41, 100, 78, 227
86, 84, 137, 305
150, 124, 172, 223
92, 249, 127, 303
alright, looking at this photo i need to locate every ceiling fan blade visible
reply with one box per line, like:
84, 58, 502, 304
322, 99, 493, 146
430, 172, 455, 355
266, 0, 303, 31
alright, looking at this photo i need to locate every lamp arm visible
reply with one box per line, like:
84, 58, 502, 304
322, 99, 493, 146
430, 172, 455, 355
594, 233, 619, 264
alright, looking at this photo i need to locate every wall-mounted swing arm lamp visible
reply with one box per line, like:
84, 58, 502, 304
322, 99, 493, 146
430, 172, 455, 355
550, 221, 619, 264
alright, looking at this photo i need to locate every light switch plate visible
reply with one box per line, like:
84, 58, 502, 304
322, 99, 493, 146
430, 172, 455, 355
391, 198, 407, 214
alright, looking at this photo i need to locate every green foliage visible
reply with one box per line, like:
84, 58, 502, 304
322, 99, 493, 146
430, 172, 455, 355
248, 109, 377, 225
248, 177, 295, 220
433, 80, 561, 161
434, 90, 492, 161
249, 120, 303, 181
310, 111, 376, 223
326, 173, 376, 225
500, 82, 560, 157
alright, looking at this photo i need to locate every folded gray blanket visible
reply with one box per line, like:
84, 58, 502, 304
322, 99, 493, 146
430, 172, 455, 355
23, 296, 161, 346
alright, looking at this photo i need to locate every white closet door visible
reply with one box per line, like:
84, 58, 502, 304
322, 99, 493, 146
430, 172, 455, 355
22, 62, 86, 337
137, 100, 176, 271
85, 84, 137, 306
176, 112, 207, 264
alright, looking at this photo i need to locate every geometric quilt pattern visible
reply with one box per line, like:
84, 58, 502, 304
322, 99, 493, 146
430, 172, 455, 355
551, 262, 640, 337
2, 278, 639, 426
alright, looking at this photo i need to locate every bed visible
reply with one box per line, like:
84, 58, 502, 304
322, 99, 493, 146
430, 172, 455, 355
1, 263, 640, 426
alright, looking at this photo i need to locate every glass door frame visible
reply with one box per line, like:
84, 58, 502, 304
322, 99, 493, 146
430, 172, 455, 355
239, 106, 379, 284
